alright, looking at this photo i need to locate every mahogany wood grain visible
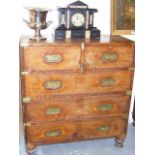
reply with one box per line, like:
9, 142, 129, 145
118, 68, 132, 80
20, 35, 135, 149
25, 117, 127, 145
84, 44, 134, 69
23, 45, 81, 71
22, 43, 134, 72
24, 94, 131, 122
23, 70, 133, 100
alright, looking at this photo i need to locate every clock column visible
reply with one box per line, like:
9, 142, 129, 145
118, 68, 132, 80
86, 10, 89, 29
89, 13, 94, 28
67, 10, 70, 29
60, 12, 66, 26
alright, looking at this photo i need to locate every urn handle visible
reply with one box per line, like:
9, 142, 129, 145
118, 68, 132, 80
44, 54, 62, 63
23, 19, 30, 26
47, 21, 53, 27
100, 78, 116, 86
101, 52, 118, 62
45, 129, 61, 137
44, 80, 62, 90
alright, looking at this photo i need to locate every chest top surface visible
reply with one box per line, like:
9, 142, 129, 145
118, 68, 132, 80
20, 35, 134, 47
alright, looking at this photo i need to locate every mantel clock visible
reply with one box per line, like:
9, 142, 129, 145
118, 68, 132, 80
55, 1, 100, 40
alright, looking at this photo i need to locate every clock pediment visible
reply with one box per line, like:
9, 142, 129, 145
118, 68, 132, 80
68, 1, 88, 9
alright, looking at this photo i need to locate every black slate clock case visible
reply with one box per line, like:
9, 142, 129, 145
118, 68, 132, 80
55, 1, 101, 40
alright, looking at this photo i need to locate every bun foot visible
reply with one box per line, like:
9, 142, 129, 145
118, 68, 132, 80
26, 149, 36, 155
26, 143, 37, 155
114, 137, 124, 148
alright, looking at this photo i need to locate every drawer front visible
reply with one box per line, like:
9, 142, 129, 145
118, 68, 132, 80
84, 45, 134, 69
23, 70, 133, 99
79, 118, 127, 140
24, 95, 130, 122
26, 121, 78, 144
23, 45, 81, 71
26, 117, 127, 144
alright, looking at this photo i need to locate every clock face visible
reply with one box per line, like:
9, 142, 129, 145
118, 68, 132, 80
71, 13, 85, 27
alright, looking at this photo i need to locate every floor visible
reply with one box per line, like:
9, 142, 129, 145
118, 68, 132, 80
19, 123, 135, 155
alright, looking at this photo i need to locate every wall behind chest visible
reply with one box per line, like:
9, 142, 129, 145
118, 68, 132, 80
20, 0, 110, 35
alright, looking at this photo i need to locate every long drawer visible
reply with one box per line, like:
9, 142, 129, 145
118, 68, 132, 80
22, 70, 133, 100
24, 94, 130, 122
25, 117, 127, 144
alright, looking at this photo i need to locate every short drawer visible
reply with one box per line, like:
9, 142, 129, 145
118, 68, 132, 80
24, 94, 131, 122
26, 121, 78, 144
23, 70, 133, 100
84, 44, 134, 69
25, 117, 127, 144
79, 117, 127, 140
22, 45, 81, 71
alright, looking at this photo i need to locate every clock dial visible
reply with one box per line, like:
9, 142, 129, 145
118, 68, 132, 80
71, 13, 85, 27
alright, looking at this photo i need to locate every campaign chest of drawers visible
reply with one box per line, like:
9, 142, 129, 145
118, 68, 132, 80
20, 35, 134, 155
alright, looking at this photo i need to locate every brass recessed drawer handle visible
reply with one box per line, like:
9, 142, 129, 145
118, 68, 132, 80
44, 54, 62, 63
101, 52, 118, 62
45, 129, 61, 137
96, 125, 111, 132
46, 107, 61, 115
100, 78, 116, 86
98, 104, 113, 111
44, 80, 62, 90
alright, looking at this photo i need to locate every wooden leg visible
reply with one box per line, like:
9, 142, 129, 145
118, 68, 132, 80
114, 136, 125, 148
26, 143, 37, 155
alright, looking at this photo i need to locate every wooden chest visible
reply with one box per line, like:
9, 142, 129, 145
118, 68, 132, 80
20, 35, 134, 154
